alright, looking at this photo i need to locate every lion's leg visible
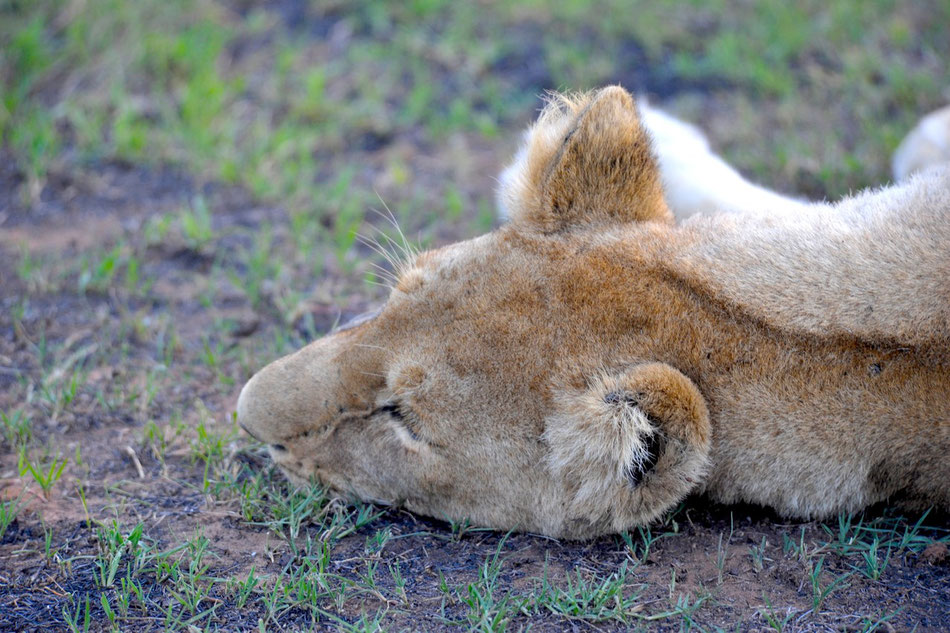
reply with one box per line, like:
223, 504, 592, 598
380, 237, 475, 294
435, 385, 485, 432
637, 103, 808, 220
892, 105, 950, 181
641, 102, 950, 219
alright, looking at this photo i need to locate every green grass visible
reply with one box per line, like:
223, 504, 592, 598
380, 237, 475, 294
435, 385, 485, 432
0, 408, 32, 448
530, 560, 643, 623
17, 448, 67, 500
2, 1, 949, 631
5, 0, 948, 211
0, 493, 23, 541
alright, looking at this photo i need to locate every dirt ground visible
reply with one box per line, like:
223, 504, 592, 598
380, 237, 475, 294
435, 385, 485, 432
3, 132, 950, 633
2, 2, 950, 631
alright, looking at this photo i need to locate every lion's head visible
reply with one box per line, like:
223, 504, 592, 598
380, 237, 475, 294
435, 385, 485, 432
237, 87, 711, 539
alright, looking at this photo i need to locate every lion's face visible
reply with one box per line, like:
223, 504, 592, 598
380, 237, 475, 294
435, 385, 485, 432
237, 88, 712, 538
239, 232, 568, 533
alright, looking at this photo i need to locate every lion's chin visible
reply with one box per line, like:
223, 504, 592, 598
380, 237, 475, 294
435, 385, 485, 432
276, 466, 312, 488
279, 467, 399, 508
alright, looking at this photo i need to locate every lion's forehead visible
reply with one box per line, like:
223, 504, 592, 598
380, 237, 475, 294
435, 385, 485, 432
398, 234, 509, 286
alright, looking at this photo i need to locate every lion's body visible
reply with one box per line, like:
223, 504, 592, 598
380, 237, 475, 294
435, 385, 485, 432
639, 184, 950, 515
239, 87, 950, 539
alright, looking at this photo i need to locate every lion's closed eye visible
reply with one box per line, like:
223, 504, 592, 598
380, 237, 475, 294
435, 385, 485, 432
376, 402, 426, 446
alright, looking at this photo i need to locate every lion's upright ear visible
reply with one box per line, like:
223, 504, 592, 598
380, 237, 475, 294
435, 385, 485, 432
497, 86, 672, 232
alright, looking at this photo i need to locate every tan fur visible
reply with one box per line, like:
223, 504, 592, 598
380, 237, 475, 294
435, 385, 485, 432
238, 87, 950, 539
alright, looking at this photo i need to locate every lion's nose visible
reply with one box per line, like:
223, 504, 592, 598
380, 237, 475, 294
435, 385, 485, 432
237, 328, 383, 450
236, 355, 318, 446
239, 421, 261, 441
236, 371, 267, 441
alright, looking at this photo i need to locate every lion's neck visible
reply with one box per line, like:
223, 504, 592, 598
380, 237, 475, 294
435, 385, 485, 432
658, 168, 950, 355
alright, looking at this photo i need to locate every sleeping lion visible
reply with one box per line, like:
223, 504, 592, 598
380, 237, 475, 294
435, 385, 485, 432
238, 86, 950, 539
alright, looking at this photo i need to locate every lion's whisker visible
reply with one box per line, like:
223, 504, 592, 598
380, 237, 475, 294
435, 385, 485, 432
364, 262, 399, 288
356, 233, 401, 271
368, 194, 420, 275
364, 277, 395, 289
356, 230, 418, 287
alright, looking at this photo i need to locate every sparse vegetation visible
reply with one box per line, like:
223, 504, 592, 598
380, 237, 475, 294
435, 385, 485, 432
2, 0, 949, 630
18, 449, 67, 500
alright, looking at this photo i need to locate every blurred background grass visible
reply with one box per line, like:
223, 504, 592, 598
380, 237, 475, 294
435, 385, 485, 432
3, 0, 949, 215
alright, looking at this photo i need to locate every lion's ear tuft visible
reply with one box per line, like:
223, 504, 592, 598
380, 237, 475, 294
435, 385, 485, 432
497, 86, 672, 232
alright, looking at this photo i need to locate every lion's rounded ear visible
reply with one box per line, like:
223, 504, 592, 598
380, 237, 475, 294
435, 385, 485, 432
497, 86, 672, 233
544, 362, 710, 530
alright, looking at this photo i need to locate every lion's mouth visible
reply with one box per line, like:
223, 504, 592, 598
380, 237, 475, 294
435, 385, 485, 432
275, 462, 393, 507
239, 421, 264, 443
277, 466, 306, 483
